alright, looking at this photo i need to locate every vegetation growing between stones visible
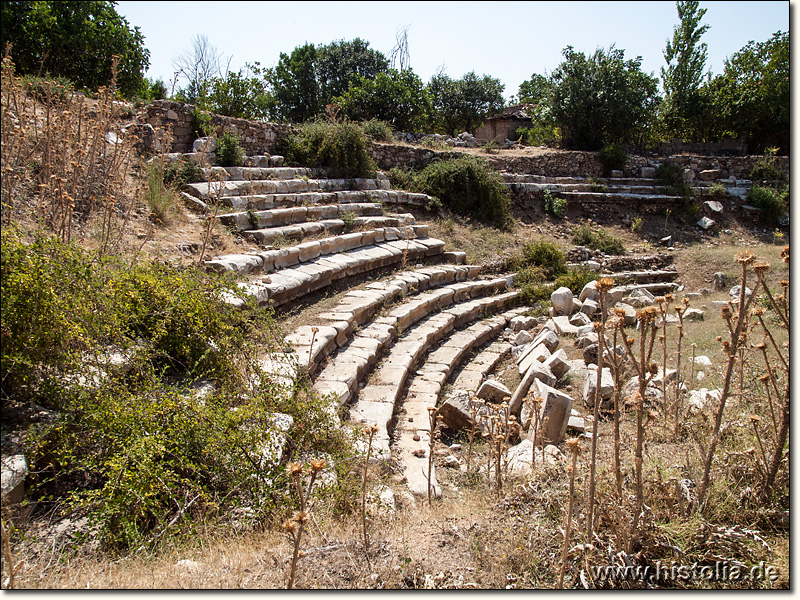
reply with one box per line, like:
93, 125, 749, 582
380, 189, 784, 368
216, 131, 245, 167
281, 120, 376, 179
571, 222, 626, 255
390, 156, 511, 228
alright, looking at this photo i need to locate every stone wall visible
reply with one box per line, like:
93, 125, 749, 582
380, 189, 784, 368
138, 100, 294, 154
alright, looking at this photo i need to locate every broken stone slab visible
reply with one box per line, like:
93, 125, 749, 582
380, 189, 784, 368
730, 285, 752, 298
529, 380, 573, 446
574, 330, 599, 349
697, 216, 716, 230
550, 286, 574, 316
509, 315, 538, 331
438, 391, 488, 432
580, 298, 599, 316
476, 379, 512, 404
567, 415, 585, 433
693, 355, 713, 367
518, 343, 552, 376
569, 311, 591, 327
513, 330, 534, 346
614, 302, 638, 326
542, 349, 570, 380
687, 388, 721, 412
1, 455, 28, 506
508, 361, 557, 417
548, 316, 580, 336
703, 200, 723, 213
683, 308, 705, 321
583, 367, 615, 407
579, 280, 599, 303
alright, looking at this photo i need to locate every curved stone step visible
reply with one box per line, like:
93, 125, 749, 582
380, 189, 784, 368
345, 291, 519, 458
219, 203, 384, 231
284, 265, 485, 375
201, 166, 312, 180
240, 238, 447, 308
555, 191, 683, 205
243, 215, 417, 245
206, 226, 432, 275
313, 278, 514, 401
602, 269, 679, 284
448, 339, 512, 395
396, 308, 525, 496
184, 177, 391, 202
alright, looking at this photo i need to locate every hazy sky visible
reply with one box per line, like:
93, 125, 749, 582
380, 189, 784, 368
116, 1, 791, 101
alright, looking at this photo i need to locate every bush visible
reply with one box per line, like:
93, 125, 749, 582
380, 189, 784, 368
555, 267, 600, 295
747, 185, 788, 226
654, 162, 693, 198
22, 74, 75, 103
282, 120, 375, 178
163, 157, 204, 187
360, 118, 394, 142
144, 158, 180, 224
598, 143, 627, 174
216, 131, 245, 167
572, 222, 626, 255
511, 240, 567, 277
748, 148, 786, 183
543, 189, 567, 217
2, 230, 350, 549
401, 156, 511, 228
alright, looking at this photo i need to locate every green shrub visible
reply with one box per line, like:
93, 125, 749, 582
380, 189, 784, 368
543, 188, 567, 217
2, 230, 351, 549
360, 118, 394, 142
747, 185, 788, 226
572, 222, 626, 255
748, 148, 787, 183
387, 167, 417, 191
515, 124, 558, 147
163, 158, 204, 187
598, 143, 627, 174
408, 156, 511, 228
144, 158, 180, 224
555, 267, 600, 295
654, 162, 693, 198
511, 240, 567, 278
281, 120, 376, 179
216, 131, 245, 167
22, 74, 74, 103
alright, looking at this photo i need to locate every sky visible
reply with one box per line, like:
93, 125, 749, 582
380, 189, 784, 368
115, 1, 791, 101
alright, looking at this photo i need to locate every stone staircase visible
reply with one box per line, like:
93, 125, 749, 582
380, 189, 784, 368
502, 173, 753, 209
188, 154, 529, 497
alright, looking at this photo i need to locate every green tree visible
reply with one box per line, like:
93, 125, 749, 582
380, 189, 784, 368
207, 63, 271, 120
266, 43, 320, 122
316, 38, 388, 105
334, 69, 431, 132
549, 45, 660, 150
428, 71, 505, 135
707, 31, 789, 153
661, 0, 711, 140
517, 73, 552, 105
0, 0, 150, 98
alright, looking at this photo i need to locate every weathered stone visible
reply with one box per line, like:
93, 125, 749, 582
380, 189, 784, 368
697, 216, 716, 230
583, 342, 600, 365
699, 170, 722, 181
683, 308, 705, 321
549, 316, 580, 336
614, 302, 638, 326
687, 388, 721, 412
476, 379, 512, 404
518, 343, 552, 375
1, 455, 28, 506
550, 286, 574, 316
580, 298, 599, 316
530, 380, 573, 446
583, 367, 614, 407
439, 391, 487, 431
509, 361, 556, 417
730, 285, 752, 298
569, 311, 591, 327
703, 200, 723, 213
574, 330, 598, 349
714, 272, 727, 291
510, 315, 538, 331
513, 330, 534, 346
693, 355, 713, 367
542, 349, 570, 380
640, 166, 656, 178
567, 415, 585, 433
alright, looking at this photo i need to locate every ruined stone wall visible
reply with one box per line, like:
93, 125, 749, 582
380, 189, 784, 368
138, 100, 294, 154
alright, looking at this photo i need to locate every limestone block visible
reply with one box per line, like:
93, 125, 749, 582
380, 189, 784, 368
530, 380, 573, 446
508, 361, 556, 417
476, 380, 512, 404
580, 298, 599, 316
583, 367, 615, 407
551, 286, 574, 316
579, 280, 599, 303
518, 344, 552, 376
542, 349, 570, 379
569, 311, 591, 327
683, 308, 705, 321
614, 302, 638, 326
439, 391, 487, 432
549, 316, 580, 336
514, 330, 534, 346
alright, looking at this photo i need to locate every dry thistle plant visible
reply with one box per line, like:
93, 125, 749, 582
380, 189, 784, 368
558, 437, 581, 589
361, 423, 378, 552
524, 394, 543, 470
696, 251, 761, 509
586, 276, 612, 546
284, 459, 326, 589
618, 304, 659, 552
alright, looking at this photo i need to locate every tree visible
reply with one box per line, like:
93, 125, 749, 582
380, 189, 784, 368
0, 0, 149, 98
207, 63, 271, 120
316, 38, 388, 106
549, 45, 660, 150
334, 69, 431, 132
428, 71, 505, 135
172, 34, 230, 104
707, 31, 789, 153
661, 1, 710, 140
266, 43, 320, 123
517, 73, 552, 105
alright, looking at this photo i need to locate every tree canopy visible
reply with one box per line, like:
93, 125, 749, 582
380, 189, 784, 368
549, 45, 660, 150
0, 0, 150, 98
428, 71, 505, 135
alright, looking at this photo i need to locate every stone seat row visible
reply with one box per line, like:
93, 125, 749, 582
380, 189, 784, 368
184, 175, 390, 202
341, 291, 520, 459
395, 308, 527, 497
313, 284, 518, 410
284, 265, 493, 376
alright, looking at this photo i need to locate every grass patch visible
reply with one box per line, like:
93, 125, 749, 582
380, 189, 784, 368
571, 221, 626, 255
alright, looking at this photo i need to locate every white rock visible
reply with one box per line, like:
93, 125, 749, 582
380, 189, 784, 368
550, 286, 574, 316
694, 355, 712, 367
